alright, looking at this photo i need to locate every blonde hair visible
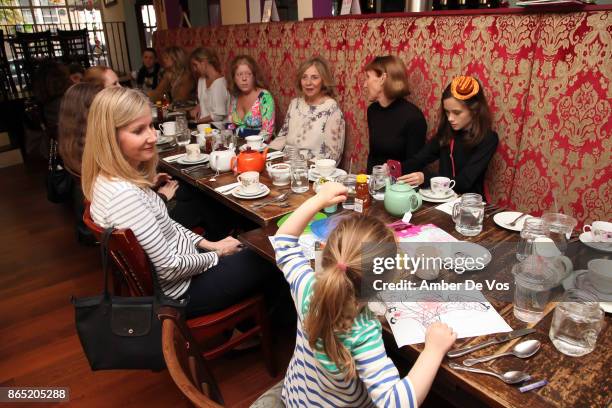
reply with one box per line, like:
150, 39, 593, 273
81, 87, 157, 201
190, 47, 222, 73
296, 57, 336, 98
303, 215, 397, 378
163, 46, 188, 81
364, 56, 410, 100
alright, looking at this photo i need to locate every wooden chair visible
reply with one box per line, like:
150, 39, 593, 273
0, 30, 18, 100
12, 31, 55, 89
57, 29, 91, 68
159, 306, 285, 408
82, 205, 276, 376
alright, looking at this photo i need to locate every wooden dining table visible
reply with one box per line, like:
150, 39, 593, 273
159, 144, 611, 408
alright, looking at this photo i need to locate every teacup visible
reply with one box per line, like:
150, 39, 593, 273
583, 221, 612, 243
430, 177, 456, 196
245, 135, 264, 150
267, 162, 291, 186
310, 159, 336, 177
159, 121, 176, 135
237, 171, 260, 193
185, 144, 201, 161
197, 123, 211, 133
587, 259, 612, 294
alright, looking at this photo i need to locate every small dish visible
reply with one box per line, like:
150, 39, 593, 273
177, 154, 209, 165
232, 184, 270, 200
236, 183, 267, 197
308, 168, 347, 182
419, 188, 454, 199
493, 211, 533, 232
420, 190, 458, 203
156, 135, 174, 145
240, 143, 268, 152
579, 231, 612, 253
562, 270, 612, 313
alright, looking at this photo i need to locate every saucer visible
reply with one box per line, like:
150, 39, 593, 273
156, 135, 174, 145
232, 184, 270, 200
579, 231, 612, 253
420, 188, 454, 199
308, 168, 347, 182
240, 143, 268, 152
236, 183, 267, 197
562, 270, 612, 313
419, 188, 458, 203
177, 154, 209, 165
493, 211, 533, 232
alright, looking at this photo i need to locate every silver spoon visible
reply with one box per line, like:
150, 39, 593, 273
462, 339, 541, 367
448, 363, 531, 384
251, 193, 288, 209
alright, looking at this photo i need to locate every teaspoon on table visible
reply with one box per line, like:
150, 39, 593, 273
448, 363, 531, 384
462, 339, 541, 367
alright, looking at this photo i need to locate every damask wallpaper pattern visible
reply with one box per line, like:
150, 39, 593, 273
154, 10, 611, 225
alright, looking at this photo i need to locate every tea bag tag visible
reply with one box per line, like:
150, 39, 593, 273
402, 212, 413, 224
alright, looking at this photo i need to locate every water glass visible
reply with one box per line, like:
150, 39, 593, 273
512, 258, 557, 323
549, 289, 604, 356
516, 217, 549, 261
541, 212, 577, 254
176, 131, 191, 146
452, 193, 485, 236
174, 112, 190, 146
337, 174, 356, 210
290, 159, 309, 193
369, 165, 388, 201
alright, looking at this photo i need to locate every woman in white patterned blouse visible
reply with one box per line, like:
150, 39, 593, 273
269, 57, 345, 165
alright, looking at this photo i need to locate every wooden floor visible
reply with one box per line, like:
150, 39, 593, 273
0, 162, 293, 408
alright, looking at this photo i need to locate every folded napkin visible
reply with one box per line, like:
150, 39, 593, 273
266, 151, 285, 161
162, 153, 185, 163
435, 197, 462, 215
214, 182, 241, 195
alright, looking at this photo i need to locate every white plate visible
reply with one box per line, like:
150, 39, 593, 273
579, 231, 612, 253
308, 168, 347, 182
240, 143, 268, 152
177, 154, 209, 165
232, 184, 270, 200
445, 241, 492, 273
419, 190, 459, 203
156, 135, 174, 145
493, 211, 533, 232
235, 183, 267, 197
562, 270, 612, 312
419, 188, 455, 200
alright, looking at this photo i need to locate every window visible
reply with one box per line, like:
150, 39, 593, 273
135, 0, 157, 51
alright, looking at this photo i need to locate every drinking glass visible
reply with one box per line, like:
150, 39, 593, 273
541, 212, 577, 254
516, 217, 549, 261
290, 159, 309, 193
368, 165, 388, 201
549, 289, 604, 356
174, 113, 190, 146
337, 174, 356, 210
512, 257, 557, 323
452, 193, 485, 236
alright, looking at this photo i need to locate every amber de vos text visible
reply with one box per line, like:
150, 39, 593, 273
370, 254, 511, 291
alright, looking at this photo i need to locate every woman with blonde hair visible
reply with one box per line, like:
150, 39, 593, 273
363, 55, 427, 173
269, 56, 345, 164
189, 47, 229, 124
272, 182, 457, 406
82, 87, 276, 316
227, 55, 275, 140
148, 46, 195, 103
83, 65, 119, 88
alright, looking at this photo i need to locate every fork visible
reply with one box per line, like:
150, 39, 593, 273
208, 156, 220, 182
508, 213, 529, 227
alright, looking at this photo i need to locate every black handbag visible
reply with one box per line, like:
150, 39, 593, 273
71, 228, 187, 371
46, 138, 74, 204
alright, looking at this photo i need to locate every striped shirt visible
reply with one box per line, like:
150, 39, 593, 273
272, 235, 417, 407
90, 176, 218, 298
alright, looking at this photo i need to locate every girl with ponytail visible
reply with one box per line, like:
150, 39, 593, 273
273, 182, 457, 407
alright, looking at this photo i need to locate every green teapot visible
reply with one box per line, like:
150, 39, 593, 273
384, 179, 422, 217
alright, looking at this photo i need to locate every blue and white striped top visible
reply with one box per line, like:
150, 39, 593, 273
272, 234, 417, 407
90, 176, 218, 299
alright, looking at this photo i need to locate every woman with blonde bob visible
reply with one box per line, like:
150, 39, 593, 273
148, 46, 194, 103
82, 87, 276, 317
269, 57, 345, 164
363, 55, 427, 173
272, 181, 456, 406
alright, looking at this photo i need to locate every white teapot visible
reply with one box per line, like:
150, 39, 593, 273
209, 147, 236, 173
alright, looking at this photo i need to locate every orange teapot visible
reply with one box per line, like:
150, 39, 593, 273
231, 147, 268, 174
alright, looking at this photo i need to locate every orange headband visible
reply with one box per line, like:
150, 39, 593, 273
451, 76, 479, 100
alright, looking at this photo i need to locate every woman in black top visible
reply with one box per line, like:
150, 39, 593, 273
399, 76, 499, 197
364, 56, 427, 173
